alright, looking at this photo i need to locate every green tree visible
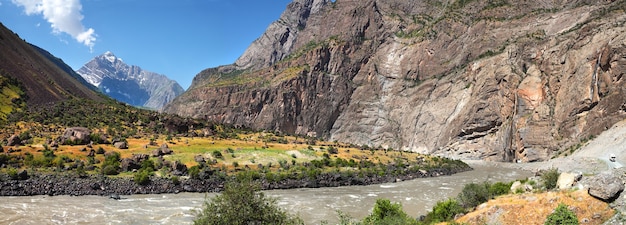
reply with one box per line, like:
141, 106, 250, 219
541, 168, 560, 190
362, 199, 417, 225
194, 180, 303, 225
457, 182, 490, 208
545, 203, 578, 225
423, 198, 465, 224
101, 151, 121, 175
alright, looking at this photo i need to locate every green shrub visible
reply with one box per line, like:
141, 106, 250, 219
541, 168, 560, 190
188, 165, 200, 179
362, 198, 417, 225
43, 149, 55, 158
101, 151, 120, 175
423, 198, 465, 224
489, 181, 511, 196
134, 169, 151, 185
212, 150, 223, 159
7, 167, 18, 180
140, 159, 155, 172
194, 180, 303, 225
102, 165, 119, 175
545, 203, 578, 225
457, 182, 490, 208
96, 146, 105, 154
171, 176, 181, 185
328, 146, 339, 154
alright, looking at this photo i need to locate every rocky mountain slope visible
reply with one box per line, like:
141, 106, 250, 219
164, 0, 626, 162
0, 22, 103, 106
77, 51, 184, 110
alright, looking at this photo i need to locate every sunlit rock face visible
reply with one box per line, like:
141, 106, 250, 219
165, 0, 626, 162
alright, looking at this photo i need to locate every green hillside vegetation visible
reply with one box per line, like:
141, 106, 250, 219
0, 97, 469, 188
0, 73, 26, 126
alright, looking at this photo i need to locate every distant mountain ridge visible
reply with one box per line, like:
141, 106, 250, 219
77, 51, 184, 110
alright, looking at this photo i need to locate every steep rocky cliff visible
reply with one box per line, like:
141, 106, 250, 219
77, 51, 184, 110
164, 0, 626, 162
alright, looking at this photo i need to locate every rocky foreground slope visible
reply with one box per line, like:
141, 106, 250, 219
164, 0, 626, 162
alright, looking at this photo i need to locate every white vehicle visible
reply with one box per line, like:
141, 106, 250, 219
610, 154, 616, 162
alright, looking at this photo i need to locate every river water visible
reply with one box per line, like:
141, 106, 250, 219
0, 162, 532, 225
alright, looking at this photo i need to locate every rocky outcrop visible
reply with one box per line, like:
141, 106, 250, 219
6, 135, 20, 146
58, 127, 91, 145
557, 172, 582, 190
234, 0, 330, 70
165, 0, 626, 162
113, 141, 128, 149
151, 144, 173, 157
587, 170, 624, 201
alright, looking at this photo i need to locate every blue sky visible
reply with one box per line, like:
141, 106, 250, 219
0, 0, 293, 89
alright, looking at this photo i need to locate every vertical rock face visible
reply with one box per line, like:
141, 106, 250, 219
234, 0, 330, 70
165, 0, 626, 162
77, 51, 184, 110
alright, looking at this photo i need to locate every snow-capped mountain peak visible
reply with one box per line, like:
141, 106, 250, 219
76, 52, 184, 110
103, 51, 117, 63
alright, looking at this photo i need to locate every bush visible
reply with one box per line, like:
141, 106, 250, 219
102, 165, 119, 175
362, 198, 417, 225
141, 159, 155, 172
423, 198, 466, 224
541, 168, 560, 190
328, 146, 339, 154
194, 180, 303, 225
212, 150, 223, 159
545, 203, 578, 225
96, 146, 105, 154
457, 182, 490, 209
7, 167, 18, 180
171, 176, 181, 185
101, 151, 121, 175
134, 169, 151, 185
188, 165, 200, 179
489, 181, 511, 196
43, 149, 56, 158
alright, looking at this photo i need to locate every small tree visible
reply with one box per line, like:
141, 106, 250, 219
541, 168, 560, 190
545, 203, 578, 225
362, 198, 417, 225
194, 180, 303, 225
423, 198, 465, 224
101, 151, 121, 175
457, 182, 490, 209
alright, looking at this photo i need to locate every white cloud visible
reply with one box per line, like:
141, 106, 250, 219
11, 0, 97, 50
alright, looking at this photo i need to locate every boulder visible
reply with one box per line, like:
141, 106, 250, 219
194, 155, 206, 163
132, 154, 149, 162
113, 141, 128, 149
510, 181, 533, 193
151, 145, 173, 157
6, 135, 21, 146
588, 171, 624, 201
121, 158, 141, 172
557, 172, 582, 190
59, 127, 91, 145
18, 170, 28, 180
160, 147, 173, 155
170, 160, 188, 176
151, 149, 162, 157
